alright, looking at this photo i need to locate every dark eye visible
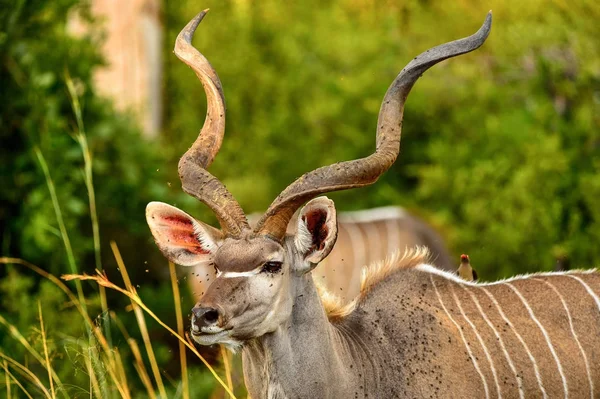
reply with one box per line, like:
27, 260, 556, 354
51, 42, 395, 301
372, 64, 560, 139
262, 261, 282, 274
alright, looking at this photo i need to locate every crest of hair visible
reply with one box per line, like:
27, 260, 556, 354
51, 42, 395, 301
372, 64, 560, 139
317, 246, 431, 321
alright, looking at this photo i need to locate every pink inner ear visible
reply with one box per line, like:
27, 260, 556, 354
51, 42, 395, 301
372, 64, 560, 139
157, 214, 209, 255
305, 209, 328, 251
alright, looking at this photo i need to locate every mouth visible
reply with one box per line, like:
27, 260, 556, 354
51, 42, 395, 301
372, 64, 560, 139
190, 328, 231, 346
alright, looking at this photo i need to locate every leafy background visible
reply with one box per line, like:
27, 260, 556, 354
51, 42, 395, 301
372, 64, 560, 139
1, 0, 599, 396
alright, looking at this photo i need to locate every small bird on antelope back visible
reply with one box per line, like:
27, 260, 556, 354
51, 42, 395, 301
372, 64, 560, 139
457, 253, 478, 281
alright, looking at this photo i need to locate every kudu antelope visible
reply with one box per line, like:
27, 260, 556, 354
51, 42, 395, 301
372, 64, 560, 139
146, 10, 600, 398
189, 208, 454, 302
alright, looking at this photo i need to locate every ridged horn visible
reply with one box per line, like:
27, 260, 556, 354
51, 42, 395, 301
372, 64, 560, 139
255, 12, 492, 240
174, 10, 249, 237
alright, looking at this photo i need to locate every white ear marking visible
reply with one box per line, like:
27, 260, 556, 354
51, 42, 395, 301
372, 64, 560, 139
294, 196, 338, 267
192, 220, 218, 253
295, 217, 313, 253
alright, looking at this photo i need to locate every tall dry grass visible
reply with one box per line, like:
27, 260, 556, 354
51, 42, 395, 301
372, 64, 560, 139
0, 75, 239, 397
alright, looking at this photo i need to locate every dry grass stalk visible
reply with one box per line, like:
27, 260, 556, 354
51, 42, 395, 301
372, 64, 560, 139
111, 349, 131, 398
63, 269, 237, 399
83, 352, 101, 399
4, 359, 33, 399
110, 241, 168, 399
109, 312, 156, 398
0, 352, 52, 398
0, 258, 110, 354
129, 338, 157, 399
65, 72, 113, 351
220, 345, 234, 394
0, 313, 64, 397
0, 258, 130, 395
3, 359, 12, 399
169, 261, 190, 399
38, 302, 55, 399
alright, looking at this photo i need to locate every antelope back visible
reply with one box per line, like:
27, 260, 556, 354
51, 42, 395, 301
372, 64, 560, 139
351, 261, 600, 398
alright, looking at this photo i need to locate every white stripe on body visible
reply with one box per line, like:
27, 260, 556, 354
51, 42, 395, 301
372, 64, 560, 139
430, 275, 490, 399
533, 278, 593, 399
450, 285, 502, 398
566, 275, 600, 312
478, 286, 547, 398
460, 285, 524, 399
504, 282, 568, 398
415, 264, 596, 288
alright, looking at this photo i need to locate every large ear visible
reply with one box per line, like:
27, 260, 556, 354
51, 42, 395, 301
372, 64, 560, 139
295, 197, 338, 266
146, 202, 223, 266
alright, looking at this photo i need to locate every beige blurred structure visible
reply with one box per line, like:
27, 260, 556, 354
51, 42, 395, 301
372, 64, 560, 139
69, 0, 163, 136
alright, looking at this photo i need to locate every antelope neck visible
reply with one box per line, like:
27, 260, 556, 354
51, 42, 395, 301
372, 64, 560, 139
241, 271, 376, 399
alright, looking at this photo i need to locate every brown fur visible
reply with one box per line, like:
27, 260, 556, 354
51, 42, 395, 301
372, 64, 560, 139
317, 246, 431, 321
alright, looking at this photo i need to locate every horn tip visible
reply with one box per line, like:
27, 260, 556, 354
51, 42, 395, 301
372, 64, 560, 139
484, 10, 492, 25
476, 10, 493, 42
176, 10, 209, 47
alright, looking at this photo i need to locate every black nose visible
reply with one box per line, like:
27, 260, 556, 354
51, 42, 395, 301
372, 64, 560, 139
192, 306, 220, 329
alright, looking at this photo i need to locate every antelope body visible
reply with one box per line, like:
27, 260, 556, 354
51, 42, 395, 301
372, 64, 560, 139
245, 251, 600, 398
145, 9, 600, 398
189, 207, 453, 302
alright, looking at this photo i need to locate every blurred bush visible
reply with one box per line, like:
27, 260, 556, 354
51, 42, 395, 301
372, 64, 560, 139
0, 0, 207, 394
0, 0, 193, 279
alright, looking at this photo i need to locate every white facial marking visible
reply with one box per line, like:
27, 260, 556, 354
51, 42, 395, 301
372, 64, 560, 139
450, 284, 502, 398
534, 278, 594, 399
217, 253, 283, 279
219, 269, 262, 278
429, 275, 490, 399
504, 282, 568, 398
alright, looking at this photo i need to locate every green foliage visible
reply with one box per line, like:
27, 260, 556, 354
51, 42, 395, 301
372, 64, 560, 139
164, 0, 600, 279
414, 1, 600, 276
0, 267, 99, 389
0, 0, 215, 396
0, 0, 184, 278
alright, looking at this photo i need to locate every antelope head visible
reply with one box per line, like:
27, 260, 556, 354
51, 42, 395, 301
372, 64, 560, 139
146, 10, 491, 350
